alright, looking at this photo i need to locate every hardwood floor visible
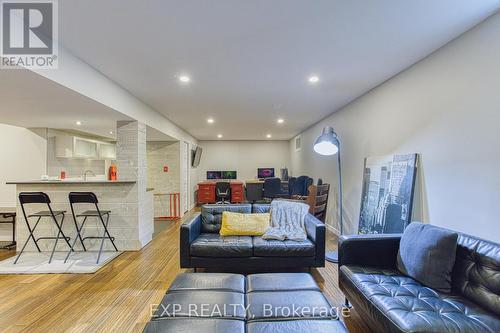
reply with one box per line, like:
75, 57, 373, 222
0, 210, 371, 333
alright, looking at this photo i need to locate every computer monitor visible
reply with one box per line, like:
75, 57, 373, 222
222, 171, 237, 179
257, 168, 275, 179
207, 171, 222, 180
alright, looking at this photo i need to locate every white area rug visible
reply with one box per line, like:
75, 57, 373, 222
0, 251, 122, 274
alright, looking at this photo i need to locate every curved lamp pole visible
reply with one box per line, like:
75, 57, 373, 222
313, 126, 343, 263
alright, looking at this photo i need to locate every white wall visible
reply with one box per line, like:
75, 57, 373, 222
147, 141, 180, 217
0, 124, 47, 240
0, 124, 47, 206
197, 141, 290, 181
290, 12, 500, 242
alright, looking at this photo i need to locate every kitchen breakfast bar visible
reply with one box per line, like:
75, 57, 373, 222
5, 180, 154, 253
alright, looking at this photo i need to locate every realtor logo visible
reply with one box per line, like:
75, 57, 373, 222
1, 0, 58, 69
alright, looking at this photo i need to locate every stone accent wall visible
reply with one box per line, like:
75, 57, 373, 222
116, 121, 153, 248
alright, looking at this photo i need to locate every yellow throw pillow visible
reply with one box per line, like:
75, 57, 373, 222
220, 211, 270, 236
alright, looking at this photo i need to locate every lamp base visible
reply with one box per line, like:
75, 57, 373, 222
325, 251, 339, 263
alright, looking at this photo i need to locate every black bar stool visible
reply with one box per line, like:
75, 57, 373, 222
65, 192, 118, 264
15, 192, 73, 264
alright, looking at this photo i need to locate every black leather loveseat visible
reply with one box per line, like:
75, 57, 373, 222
338, 232, 500, 333
180, 204, 325, 270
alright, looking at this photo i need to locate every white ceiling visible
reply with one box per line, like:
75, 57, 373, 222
0, 69, 131, 138
7, 1, 500, 140
0, 69, 177, 142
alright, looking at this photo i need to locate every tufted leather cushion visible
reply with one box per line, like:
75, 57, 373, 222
144, 318, 245, 333
247, 320, 347, 333
246, 273, 320, 292
252, 237, 315, 257
246, 290, 336, 320
168, 273, 245, 293
154, 290, 246, 319
340, 265, 500, 333
191, 234, 253, 257
252, 203, 270, 213
452, 234, 500, 317
201, 204, 252, 233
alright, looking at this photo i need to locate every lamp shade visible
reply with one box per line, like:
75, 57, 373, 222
313, 126, 339, 156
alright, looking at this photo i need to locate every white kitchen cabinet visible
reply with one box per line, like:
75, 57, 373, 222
74, 137, 98, 158
98, 142, 116, 159
56, 135, 115, 160
55, 135, 74, 158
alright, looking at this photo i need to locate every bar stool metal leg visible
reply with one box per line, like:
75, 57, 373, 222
72, 215, 87, 251
48, 213, 68, 264
96, 213, 114, 264
70, 202, 87, 251
64, 216, 88, 263
100, 213, 118, 252
13, 216, 42, 264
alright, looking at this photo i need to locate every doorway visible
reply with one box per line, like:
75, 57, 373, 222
180, 141, 189, 214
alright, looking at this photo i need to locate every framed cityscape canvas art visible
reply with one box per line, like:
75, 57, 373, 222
358, 153, 418, 234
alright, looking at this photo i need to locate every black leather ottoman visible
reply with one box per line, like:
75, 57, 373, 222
246, 273, 346, 333
144, 272, 348, 333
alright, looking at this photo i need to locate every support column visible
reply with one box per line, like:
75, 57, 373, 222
116, 121, 153, 248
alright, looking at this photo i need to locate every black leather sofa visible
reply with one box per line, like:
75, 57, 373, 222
180, 204, 325, 270
339, 232, 500, 333
144, 272, 348, 333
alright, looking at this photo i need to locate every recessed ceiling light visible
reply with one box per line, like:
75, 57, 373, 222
217, 134, 223, 138
308, 75, 319, 84
178, 75, 190, 83
76, 121, 82, 126
207, 118, 214, 124
266, 134, 272, 138
277, 118, 284, 124
109, 131, 114, 135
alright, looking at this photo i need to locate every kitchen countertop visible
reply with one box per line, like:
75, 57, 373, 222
0, 207, 16, 214
6, 180, 136, 185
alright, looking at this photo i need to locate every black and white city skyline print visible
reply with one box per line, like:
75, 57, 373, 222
358, 154, 418, 234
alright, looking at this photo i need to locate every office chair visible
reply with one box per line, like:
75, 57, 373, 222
288, 177, 296, 198
305, 177, 314, 192
216, 182, 231, 204
291, 176, 314, 197
263, 177, 282, 202
246, 182, 264, 203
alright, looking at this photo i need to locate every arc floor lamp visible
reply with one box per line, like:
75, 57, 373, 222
313, 126, 343, 263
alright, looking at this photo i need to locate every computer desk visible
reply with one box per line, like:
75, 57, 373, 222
245, 179, 289, 202
197, 180, 244, 204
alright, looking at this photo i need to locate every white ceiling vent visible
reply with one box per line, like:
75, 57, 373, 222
295, 135, 302, 152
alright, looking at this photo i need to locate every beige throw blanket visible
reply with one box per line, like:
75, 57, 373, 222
262, 200, 309, 241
